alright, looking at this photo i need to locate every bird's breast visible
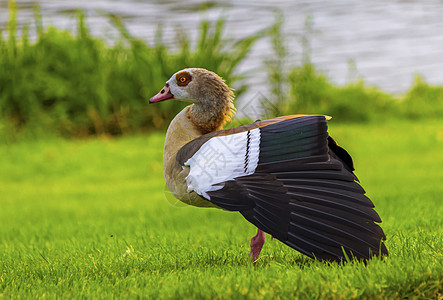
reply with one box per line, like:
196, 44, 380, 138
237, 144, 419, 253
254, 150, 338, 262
162, 107, 220, 208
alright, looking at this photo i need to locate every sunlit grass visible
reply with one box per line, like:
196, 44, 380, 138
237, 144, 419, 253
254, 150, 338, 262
0, 120, 441, 298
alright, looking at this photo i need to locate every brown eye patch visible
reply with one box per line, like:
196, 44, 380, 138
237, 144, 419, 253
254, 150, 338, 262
176, 71, 192, 87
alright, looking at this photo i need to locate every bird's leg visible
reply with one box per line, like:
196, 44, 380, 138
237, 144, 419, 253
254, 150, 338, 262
249, 228, 265, 262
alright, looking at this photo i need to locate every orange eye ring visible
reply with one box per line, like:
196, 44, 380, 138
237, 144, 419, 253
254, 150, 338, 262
175, 71, 192, 86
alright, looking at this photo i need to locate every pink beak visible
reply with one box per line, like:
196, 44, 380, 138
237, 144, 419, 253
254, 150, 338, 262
149, 85, 174, 103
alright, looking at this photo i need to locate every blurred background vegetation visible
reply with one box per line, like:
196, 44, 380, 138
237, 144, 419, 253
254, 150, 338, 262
0, 2, 261, 139
0, 1, 442, 140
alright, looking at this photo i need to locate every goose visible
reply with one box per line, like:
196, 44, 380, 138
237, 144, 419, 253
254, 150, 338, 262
149, 68, 388, 262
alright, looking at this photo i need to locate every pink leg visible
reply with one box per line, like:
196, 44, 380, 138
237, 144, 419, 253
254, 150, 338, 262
250, 228, 265, 262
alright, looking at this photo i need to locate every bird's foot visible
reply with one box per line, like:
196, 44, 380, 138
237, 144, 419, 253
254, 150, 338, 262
249, 229, 265, 263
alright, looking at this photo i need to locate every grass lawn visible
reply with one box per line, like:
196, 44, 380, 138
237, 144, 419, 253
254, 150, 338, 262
0, 120, 442, 299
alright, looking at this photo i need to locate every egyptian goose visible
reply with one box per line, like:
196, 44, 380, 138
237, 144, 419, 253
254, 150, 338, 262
149, 68, 388, 262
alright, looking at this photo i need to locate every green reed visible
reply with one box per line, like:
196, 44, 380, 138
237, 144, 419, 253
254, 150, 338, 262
0, 1, 262, 138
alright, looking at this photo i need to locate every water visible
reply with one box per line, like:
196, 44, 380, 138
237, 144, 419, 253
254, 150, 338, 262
1, 0, 443, 116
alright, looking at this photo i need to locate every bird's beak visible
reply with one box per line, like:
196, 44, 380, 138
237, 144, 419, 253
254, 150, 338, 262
149, 85, 174, 103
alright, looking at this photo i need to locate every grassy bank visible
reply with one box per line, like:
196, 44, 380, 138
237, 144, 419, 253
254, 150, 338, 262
1, 120, 441, 298
283, 65, 443, 122
1, 3, 443, 140
0, 1, 261, 138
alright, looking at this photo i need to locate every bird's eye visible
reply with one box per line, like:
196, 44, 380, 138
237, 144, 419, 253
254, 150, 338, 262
175, 71, 192, 86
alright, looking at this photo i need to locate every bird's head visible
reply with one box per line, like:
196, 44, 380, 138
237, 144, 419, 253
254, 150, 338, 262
149, 68, 234, 106
149, 68, 235, 133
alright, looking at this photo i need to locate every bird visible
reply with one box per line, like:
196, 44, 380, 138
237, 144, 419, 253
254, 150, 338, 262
149, 67, 388, 262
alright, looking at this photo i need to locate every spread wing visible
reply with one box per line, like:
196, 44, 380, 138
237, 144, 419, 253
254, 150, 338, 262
177, 115, 388, 261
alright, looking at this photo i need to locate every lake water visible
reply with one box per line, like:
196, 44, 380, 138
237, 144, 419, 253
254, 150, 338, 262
1, 0, 443, 116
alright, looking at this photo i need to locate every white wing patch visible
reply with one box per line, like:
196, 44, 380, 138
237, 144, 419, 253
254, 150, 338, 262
184, 128, 261, 199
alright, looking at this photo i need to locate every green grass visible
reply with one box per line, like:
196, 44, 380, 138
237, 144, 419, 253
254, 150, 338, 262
1, 120, 442, 299
282, 64, 443, 123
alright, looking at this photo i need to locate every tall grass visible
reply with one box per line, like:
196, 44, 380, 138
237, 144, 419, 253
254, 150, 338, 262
0, 1, 262, 138
286, 64, 399, 122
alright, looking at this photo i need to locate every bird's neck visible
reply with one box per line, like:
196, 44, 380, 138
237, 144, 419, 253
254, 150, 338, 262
163, 108, 203, 176
188, 99, 235, 134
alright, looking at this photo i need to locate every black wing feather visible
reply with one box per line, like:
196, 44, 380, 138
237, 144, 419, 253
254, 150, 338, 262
205, 116, 388, 261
